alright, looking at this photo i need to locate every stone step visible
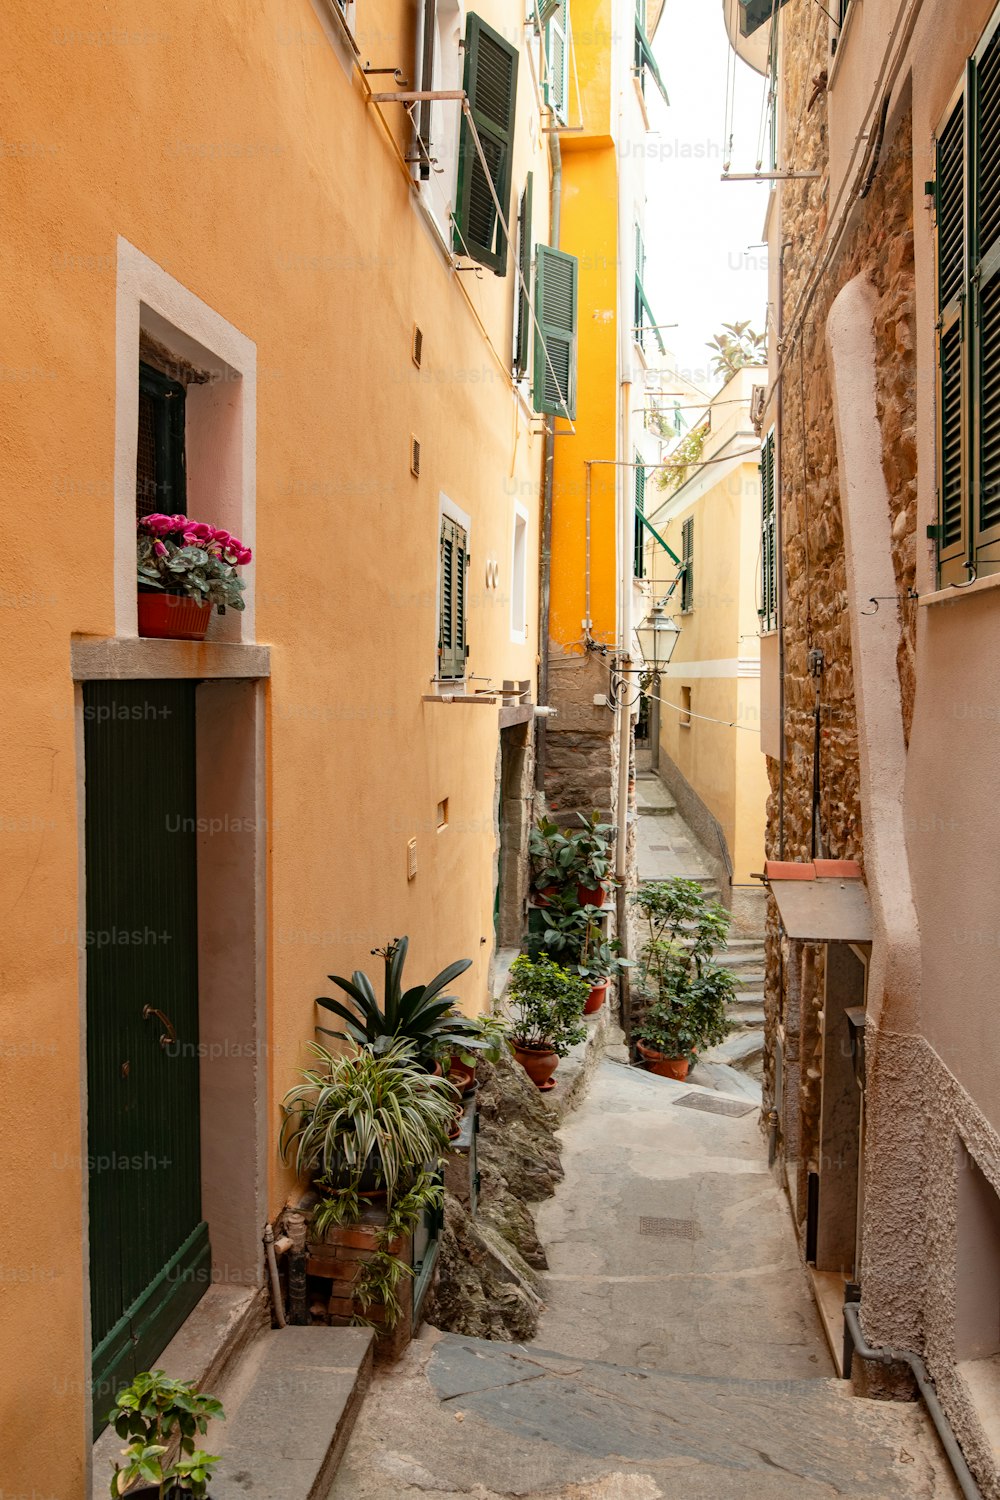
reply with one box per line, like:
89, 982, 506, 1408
720, 948, 767, 968
211, 1326, 374, 1500
729, 990, 765, 1010
687, 1059, 764, 1103
702, 1028, 765, 1068
401, 1334, 960, 1499
732, 970, 766, 991
727, 1006, 765, 1028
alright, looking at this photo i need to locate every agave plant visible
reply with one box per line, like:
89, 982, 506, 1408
315, 936, 484, 1066
279, 1040, 455, 1199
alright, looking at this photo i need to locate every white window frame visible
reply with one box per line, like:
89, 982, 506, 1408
414, 0, 465, 246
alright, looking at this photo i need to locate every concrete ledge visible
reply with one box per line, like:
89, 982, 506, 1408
548, 997, 613, 1123
72, 635, 271, 679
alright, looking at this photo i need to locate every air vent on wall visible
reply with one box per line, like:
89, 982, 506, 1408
412, 325, 423, 368
410, 436, 421, 477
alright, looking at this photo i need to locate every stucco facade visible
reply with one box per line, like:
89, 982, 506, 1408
1, 0, 563, 1489
744, 0, 1000, 1488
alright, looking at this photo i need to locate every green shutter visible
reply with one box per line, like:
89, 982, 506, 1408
532, 245, 578, 418
633, 454, 646, 578
681, 516, 694, 611
439, 515, 469, 679
634, 19, 669, 106
935, 91, 969, 582
760, 432, 777, 632
453, 14, 519, 276
974, 26, 1000, 563
544, 0, 568, 125
514, 174, 534, 377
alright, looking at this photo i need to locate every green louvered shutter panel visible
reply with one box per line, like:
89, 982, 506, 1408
760, 431, 777, 631
681, 516, 694, 611
936, 91, 968, 582
975, 26, 1000, 569
454, 14, 519, 276
514, 174, 534, 377
439, 516, 469, 679
633, 454, 646, 578
545, 0, 568, 124
533, 245, 578, 418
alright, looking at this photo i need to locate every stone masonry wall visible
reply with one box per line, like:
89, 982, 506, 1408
763, 0, 917, 1230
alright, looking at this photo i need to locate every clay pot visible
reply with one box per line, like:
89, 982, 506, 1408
636, 1039, 689, 1080
513, 1041, 559, 1090
576, 884, 606, 908
584, 979, 609, 1015
532, 884, 560, 907
137, 590, 212, 641
446, 1057, 477, 1095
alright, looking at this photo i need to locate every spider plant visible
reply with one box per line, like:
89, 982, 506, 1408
315, 936, 485, 1066
279, 1040, 455, 1200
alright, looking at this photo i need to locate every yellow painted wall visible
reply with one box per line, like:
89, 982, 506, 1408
1, 0, 547, 1488
550, 143, 619, 650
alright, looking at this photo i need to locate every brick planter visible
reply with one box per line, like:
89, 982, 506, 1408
305, 1209, 414, 1361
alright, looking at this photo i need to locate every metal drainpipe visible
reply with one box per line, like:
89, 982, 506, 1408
535, 128, 562, 795
843, 1305, 981, 1500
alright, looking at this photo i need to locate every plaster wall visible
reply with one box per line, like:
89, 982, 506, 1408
0, 0, 550, 1489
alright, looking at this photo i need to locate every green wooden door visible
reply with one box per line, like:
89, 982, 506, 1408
85, 681, 209, 1433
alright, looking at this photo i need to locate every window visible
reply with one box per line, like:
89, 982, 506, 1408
544, 0, 568, 125
511, 504, 528, 641
453, 13, 519, 275
760, 431, 778, 631
136, 362, 186, 519
634, 225, 665, 355
633, 453, 646, 578
438, 514, 469, 679
414, 0, 463, 229
513, 175, 534, 378
680, 685, 692, 727
933, 14, 1000, 584
680, 516, 694, 611
533, 244, 578, 418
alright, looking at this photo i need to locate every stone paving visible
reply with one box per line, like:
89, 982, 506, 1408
329, 1056, 960, 1499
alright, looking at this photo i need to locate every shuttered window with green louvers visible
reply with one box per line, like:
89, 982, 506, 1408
514, 175, 534, 378
532, 245, 578, 418
439, 515, 469, 679
760, 431, 777, 632
544, 0, 568, 125
633, 454, 646, 578
453, 14, 519, 276
680, 516, 694, 611
933, 14, 1000, 584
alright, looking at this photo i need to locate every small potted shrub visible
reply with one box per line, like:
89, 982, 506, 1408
137, 513, 252, 640
315, 936, 489, 1071
279, 1039, 455, 1199
107, 1370, 224, 1497
527, 816, 578, 904
631, 878, 735, 1079
576, 927, 631, 1014
571, 810, 616, 906
505, 954, 588, 1091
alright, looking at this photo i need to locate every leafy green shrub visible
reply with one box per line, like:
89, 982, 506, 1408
631, 878, 734, 1061
505, 955, 588, 1055
108, 1371, 224, 1498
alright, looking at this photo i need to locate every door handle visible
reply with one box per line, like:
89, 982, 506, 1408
142, 1005, 177, 1050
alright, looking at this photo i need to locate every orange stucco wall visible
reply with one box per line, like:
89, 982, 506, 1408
1, 0, 548, 1489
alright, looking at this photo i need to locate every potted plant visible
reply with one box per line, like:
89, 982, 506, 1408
315, 937, 488, 1070
107, 1370, 224, 1497
439, 1009, 510, 1094
525, 890, 590, 965
136, 513, 252, 640
571, 810, 617, 906
574, 926, 632, 1014
631, 878, 735, 1079
279, 1039, 455, 1199
504, 954, 588, 1091
527, 816, 579, 903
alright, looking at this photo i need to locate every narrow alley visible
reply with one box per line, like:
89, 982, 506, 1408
328, 1055, 959, 1499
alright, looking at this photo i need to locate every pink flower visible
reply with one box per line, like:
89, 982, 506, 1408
193, 522, 214, 540
153, 540, 168, 558
236, 547, 253, 566
213, 529, 231, 545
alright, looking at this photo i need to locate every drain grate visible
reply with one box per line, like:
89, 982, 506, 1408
639, 1216, 701, 1239
673, 1092, 757, 1118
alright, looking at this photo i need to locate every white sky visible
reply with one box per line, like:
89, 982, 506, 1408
641, 0, 772, 395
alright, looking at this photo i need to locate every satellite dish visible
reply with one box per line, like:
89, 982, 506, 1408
721, 0, 773, 75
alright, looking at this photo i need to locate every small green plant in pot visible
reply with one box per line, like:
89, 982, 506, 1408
504, 954, 588, 1091
571, 810, 617, 905
314, 936, 488, 1069
108, 1371, 224, 1498
631, 878, 735, 1079
573, 924, 632, 1014
279, 1039, 456, 1199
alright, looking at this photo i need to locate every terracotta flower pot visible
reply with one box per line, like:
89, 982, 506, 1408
446, 1057, 476, 1095
584, 979, 609, 1015
576, 883, 606, 908
636, 1039, 690, 1080
532, 884, 560, 908
137, 591, 212, 641
513, 1041, 559, 1090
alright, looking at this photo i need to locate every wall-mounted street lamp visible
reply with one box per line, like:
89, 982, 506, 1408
635, 605, 681, 674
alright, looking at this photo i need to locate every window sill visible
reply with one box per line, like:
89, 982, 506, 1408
71, 636, 271, 680
422, 692, 498, 704
918, 571, 1000, 609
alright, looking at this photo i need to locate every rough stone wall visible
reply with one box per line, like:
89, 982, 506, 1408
543, 647, 619, 820
763, 0, 918, 1196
